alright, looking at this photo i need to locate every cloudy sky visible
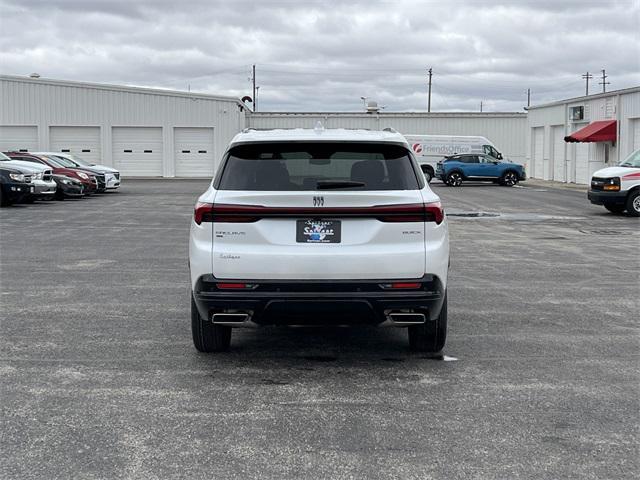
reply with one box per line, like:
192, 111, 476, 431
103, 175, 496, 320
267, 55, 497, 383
1, 0, 639, 112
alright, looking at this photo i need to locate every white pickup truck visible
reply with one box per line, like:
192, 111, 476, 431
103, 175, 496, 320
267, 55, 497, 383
588, 149, 640, 217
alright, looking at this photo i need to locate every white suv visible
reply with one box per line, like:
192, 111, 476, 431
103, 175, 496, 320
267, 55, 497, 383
189, 128, 450, 352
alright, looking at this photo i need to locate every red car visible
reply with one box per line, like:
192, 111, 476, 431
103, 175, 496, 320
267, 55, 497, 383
4, 152, 99, 194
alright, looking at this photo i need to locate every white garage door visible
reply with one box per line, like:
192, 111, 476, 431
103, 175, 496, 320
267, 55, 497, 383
533, 127, 544, 179
112, 127, 163, 177
0, 126, 38, 152
552, 126, 565, 182
50, 126, 101, 164
174, 127, 215, 177
633, 118, 640, 151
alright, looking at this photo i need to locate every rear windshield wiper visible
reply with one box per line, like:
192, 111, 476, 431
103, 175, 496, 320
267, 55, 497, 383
316, 180, 365, 189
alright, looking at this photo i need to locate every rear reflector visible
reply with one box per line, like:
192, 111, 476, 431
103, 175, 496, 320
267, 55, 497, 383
380, 282, 422, 289
195, 202, 445, 224
216, 283, 257, 290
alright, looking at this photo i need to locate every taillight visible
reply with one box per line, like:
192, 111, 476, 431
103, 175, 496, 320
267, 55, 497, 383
194, 202, 445, 224
194, 202, 214, 225
424, 201, 445, 225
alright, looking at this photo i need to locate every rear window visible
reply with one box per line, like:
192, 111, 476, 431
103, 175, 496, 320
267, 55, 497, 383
217, 142, 421, 191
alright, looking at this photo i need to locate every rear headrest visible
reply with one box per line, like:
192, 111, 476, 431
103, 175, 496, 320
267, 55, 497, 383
350, 160, 385, 186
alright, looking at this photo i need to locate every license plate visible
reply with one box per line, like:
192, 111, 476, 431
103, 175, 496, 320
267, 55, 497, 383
296, 219, 341, 243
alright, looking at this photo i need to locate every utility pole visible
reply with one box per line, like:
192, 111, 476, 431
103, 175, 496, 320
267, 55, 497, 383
582, 72, 593, 96
480, 101, 483, 113
527, 88, 530, 107
255, 86, 260, 111
599, 69, 610, 93
427, 68, 433, 113
252, 64, 256, 110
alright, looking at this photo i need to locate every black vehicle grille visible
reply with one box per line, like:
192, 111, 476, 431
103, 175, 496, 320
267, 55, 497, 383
96, 174, 106, 188
43, 170, 53, 182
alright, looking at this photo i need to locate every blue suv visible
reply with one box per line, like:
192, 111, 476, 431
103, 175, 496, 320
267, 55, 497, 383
436, 154, 526, 187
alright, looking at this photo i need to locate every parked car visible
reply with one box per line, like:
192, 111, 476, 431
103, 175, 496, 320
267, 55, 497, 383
4, 152, 99, 194
0, 164, 33, 206
52, 174, 85, 199
0, 152, 56, 201
189, 128, 449, 353
436, 153, 526, 187
404, 134, 505, 182
36, 152, 120, 191
588, 148, 640, 217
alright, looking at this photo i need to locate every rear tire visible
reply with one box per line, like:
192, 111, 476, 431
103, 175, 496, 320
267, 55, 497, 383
626, 190, 640, 217
408, 293, 447, 353
191, 293, 231, 352
604, 204, 625, 214
421, 166, 434, 183
446, 172, 463, 187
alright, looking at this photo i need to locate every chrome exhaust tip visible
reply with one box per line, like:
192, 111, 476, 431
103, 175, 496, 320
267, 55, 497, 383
386, 312, 426, 326
212, 313, 251, 326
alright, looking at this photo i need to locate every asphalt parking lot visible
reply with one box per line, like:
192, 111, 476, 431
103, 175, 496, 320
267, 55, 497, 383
1, 180, 638, 479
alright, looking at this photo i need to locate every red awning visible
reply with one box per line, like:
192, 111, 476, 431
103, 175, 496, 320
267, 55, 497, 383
564, 120, 617, 143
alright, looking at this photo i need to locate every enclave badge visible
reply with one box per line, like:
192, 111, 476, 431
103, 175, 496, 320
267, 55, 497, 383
313, 196, 324, 207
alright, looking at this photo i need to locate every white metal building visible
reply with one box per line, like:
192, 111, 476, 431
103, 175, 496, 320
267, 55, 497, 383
526, 87, 640, 184
0, 75, 246, 177
248, 112, 528, 165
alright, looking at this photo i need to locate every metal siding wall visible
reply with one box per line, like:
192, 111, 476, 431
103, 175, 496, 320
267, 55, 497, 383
247, 113, 527, 164
619, 91, 640, 160
0, 77, 245, 177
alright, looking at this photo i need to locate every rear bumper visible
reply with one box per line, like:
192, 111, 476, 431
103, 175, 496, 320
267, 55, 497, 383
193, 275, 446, 326
588, 189, 626, 205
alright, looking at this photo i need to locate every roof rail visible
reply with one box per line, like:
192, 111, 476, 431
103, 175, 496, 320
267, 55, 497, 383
382, 127, 398, 133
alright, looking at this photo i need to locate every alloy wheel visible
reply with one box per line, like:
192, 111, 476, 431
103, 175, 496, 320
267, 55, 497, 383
504, 172, 517, 186
447, 172, 462, 187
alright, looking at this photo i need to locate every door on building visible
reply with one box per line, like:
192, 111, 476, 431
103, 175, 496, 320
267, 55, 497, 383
49, 126, 101, 164
0, 126, 38, 152
574, 143, 589, 184
552, 125, 565, 182
633, 118, 640, 151
174, 127, 215, 177
112, 127, 163, 176
533, 127, 544, 179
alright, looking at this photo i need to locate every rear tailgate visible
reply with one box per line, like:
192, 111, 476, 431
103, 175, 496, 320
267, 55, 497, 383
211, 190, 426, 280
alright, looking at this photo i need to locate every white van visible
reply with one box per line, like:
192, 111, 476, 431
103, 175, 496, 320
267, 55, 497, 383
403, 135, 503, 182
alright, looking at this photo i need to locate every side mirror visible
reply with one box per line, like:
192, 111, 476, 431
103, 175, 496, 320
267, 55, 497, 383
497, 153, 503, 160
